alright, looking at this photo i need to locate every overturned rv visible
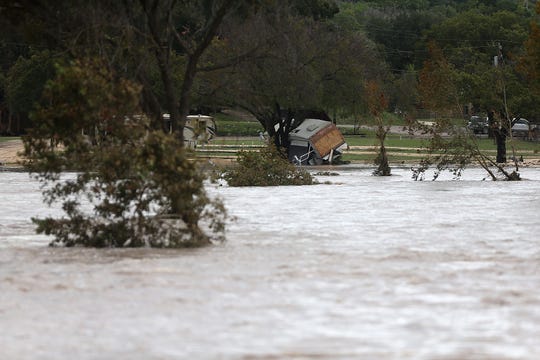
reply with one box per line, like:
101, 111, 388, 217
288, 119, 347, 165
164, 114, 217, 147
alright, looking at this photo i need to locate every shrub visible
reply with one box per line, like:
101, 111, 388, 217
222, 144, 314, 186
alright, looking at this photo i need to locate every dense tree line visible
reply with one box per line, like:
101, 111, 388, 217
2, 0, 540, 134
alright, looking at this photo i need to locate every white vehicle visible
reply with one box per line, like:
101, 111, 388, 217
163, 114, 217, 147
184, 114, 216, 146
511, 118, 529, 138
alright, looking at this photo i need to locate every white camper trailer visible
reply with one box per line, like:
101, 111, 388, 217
163, 114, 217, 147
185, 114, 217, 147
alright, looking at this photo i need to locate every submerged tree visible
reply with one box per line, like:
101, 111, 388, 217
411, 120, 520, 181
414, 44, 520, 181
24, 60, 226, 247
366, 80, 391, 176
222, 143, 314, 187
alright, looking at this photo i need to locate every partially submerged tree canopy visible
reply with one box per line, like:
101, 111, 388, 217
366, 80, 391, 176
411, 121, 520, 181
24, 59, 226, 247
222, 144, 314, 187
414, 45, 520, 181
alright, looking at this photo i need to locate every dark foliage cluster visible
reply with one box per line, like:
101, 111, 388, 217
222, 144, 314, 186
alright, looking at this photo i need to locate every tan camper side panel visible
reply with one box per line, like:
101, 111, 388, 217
310, 124, 345, 157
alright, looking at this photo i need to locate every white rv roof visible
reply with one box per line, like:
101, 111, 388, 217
288, 118, 332, 141
187, 114, 213, 120
162, 114, 214, 120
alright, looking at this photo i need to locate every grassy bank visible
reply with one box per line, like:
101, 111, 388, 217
0, 137, 19, 142
212, 112, 264, 137
4, 119, 539, 165
199, 131, 540, 164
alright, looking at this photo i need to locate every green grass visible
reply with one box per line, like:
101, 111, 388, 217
457, 136, 540, 153
211, 112, 264, 137
342, 153, 425, 163
0, 136, 19, 142
208, 138, 265, 146
506, 138, 540, 152
199, 127, 540, 164
215, 120, 263, 137
345, 134, 427, 148
346, 132, 540, 150
334, 112, 409, 126
4, 123, 537, 165
210, 110, 467, 138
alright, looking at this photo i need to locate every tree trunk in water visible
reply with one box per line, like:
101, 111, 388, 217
374, 125, 391, 176
375, 144, 391, 176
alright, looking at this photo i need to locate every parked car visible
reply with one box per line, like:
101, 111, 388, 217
467, 115, 489, 134
511, 118, 530, 138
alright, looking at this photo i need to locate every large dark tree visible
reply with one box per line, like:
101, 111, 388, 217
1, 0, 256, 140
200, 3, 385, 133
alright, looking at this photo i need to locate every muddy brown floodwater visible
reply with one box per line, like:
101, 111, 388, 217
1, 167, 540, 359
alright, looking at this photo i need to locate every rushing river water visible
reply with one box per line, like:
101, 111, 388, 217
1, 167, 540, 359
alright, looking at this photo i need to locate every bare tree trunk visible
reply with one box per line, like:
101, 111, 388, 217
16, 113, 21, 135
7, 111, 13, 135
142, 0, 237, 145
495, 126, 507, 163
137, 72, 165, 130
374, 123, 391, 176
142, 0, 182, 140
177, 0, 237, 144
156, 49, 181, 137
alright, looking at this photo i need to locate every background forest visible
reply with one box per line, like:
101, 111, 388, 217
1, 0, 540, 134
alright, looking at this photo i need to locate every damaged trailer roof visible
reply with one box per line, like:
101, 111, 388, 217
289, 118, 346, 157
